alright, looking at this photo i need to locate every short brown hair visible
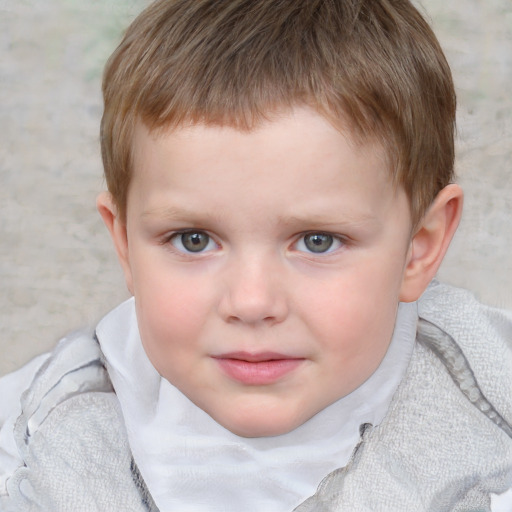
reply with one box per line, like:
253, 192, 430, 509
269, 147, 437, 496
101, 0, 456, 224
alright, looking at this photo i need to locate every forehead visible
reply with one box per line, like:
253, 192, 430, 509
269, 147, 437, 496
128, 107, 408, 233
132, 107, 391, 179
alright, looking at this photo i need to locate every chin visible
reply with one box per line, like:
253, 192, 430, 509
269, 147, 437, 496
225, 422, 294, 438
215, 408, 308, 438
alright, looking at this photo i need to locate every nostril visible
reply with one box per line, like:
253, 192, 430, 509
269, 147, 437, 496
218, 286, 288, 325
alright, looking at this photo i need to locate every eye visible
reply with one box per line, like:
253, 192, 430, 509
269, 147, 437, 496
169, 231, 217, 253
295, 233, 343, 254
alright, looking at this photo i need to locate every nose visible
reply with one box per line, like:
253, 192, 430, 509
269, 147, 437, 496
218, 252, 289, 326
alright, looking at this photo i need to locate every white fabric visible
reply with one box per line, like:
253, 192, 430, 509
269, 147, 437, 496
491, 488, 512, 511
96, 299, 418, 512
0, 353, 49, 495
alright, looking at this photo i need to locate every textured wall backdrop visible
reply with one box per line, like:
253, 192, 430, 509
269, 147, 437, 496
1, 0, 511, 375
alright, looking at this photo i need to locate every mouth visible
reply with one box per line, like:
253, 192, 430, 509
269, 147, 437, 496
212, 352, 305, 385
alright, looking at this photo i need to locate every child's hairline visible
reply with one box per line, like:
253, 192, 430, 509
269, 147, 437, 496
100, 0, 457, 230
108, 100, 414, 227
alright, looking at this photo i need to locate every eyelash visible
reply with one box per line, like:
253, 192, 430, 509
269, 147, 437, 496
163, 230, 346, 256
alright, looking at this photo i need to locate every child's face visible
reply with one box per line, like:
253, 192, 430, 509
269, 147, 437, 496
116, 107, 415, 437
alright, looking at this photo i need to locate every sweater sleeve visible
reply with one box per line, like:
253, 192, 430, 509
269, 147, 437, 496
0, 354, 49, 496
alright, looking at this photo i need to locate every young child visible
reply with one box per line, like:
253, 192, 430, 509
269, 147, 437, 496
1, 0, 511, 510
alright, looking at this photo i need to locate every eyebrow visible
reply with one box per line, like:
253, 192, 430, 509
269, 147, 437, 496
279, 211, 377, 228
143, 205, 375, 223
141, 205, 378, 232
141, 206, 226, 224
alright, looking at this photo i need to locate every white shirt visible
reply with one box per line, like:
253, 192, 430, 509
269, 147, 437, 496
95, 298, 417, 511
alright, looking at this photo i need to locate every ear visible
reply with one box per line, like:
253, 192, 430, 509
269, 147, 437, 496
399, 184, 463, 302
96, 192, 134, 295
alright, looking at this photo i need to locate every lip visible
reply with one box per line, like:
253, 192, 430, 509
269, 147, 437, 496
212, 352, 305, 385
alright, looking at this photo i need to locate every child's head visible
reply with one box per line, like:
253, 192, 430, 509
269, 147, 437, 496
98, 0, 463, 437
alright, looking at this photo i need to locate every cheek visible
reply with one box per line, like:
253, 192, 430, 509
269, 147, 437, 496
132, 263, 213, 365
297, 263, 400, 362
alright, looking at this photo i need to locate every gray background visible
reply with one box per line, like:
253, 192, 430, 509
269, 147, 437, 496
1, 0, 511, 376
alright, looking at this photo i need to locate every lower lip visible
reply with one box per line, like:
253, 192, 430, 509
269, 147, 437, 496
214, 358, 304, 385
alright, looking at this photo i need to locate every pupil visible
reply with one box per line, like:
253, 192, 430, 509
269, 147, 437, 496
182, 232, 209, 252
305, 233, 333, 253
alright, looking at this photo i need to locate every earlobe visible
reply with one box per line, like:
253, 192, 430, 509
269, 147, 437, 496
399, 184, 463, 302
96, 192, 134, 295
